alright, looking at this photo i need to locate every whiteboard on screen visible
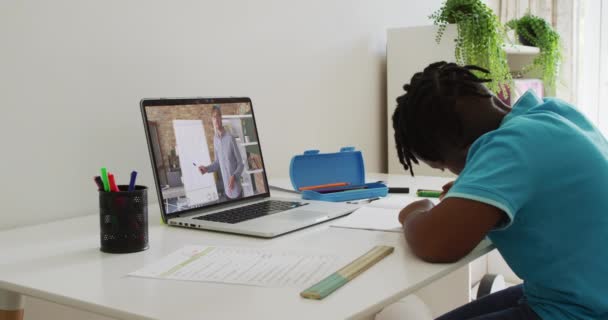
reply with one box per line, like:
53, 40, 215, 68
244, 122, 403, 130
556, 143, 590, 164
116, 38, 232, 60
173, 120, 219, 205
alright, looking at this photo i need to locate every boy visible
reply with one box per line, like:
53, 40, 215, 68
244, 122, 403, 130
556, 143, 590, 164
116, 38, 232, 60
392, 61, 608, 319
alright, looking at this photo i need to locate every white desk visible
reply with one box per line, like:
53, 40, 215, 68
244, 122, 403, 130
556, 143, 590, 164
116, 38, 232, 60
0, 174, 493, 320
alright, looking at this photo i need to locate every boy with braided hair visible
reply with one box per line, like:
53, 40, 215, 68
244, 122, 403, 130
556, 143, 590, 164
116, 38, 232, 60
391, 61, 608, 320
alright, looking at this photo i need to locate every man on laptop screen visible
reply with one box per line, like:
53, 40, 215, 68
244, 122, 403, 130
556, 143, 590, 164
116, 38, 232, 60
144, 100, 263, 213
197, 105, 244, 200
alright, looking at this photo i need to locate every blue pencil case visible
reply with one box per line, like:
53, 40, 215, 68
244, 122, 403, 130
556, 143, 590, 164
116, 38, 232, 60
289, 147, 388, 202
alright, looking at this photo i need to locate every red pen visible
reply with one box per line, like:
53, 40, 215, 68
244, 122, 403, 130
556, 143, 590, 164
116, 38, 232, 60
108, 173, 120, 192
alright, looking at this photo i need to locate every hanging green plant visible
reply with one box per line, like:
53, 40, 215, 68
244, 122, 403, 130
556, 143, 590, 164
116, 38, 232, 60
430, 0, 512, 95
506, 13, 561, 93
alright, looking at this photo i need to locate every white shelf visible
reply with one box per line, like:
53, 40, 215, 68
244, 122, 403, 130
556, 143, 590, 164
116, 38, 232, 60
503, 44, 540, 55
240, 142, 258, 146
246, 169, 264, 174
222, 114, 253, 119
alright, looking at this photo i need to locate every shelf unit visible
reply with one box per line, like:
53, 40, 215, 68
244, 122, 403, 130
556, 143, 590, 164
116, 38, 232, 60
503, 44, 540, 55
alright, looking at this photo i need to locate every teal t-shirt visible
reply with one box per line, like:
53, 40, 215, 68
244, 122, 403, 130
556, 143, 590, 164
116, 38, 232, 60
445, 91, 608, 320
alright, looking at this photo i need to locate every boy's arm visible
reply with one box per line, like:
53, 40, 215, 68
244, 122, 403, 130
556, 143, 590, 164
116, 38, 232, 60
400, 198, 503, 263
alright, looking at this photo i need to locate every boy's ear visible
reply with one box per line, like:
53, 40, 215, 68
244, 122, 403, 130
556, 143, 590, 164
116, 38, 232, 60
440, 143, 470, 169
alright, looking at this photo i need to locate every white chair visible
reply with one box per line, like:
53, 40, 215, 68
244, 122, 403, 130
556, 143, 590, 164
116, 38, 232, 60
375, 294, 433, 320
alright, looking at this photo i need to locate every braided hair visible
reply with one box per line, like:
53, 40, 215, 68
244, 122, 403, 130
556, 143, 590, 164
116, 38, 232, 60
392, 61, 493, 176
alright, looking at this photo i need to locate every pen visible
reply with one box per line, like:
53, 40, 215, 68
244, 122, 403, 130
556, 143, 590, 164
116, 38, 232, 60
128, 171, 138, 192
100, 167, 110, 192
316, 185, 368, 194
108, 173, 120, 192
416, 189, 442, 198
346, 197, 380, 204
388, 187, 410, 194
94, 176, 104, 191
299, 182, 349, 191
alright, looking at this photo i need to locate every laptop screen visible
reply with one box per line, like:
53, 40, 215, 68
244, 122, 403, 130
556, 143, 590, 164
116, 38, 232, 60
141, 97, 270, 217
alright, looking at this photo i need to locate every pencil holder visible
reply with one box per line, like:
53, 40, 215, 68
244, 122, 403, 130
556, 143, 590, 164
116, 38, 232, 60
99, 185, 149, 253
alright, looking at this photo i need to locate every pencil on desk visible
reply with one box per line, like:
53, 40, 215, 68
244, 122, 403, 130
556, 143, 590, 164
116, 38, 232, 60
298, 182, 349, 191
300, 245, 394, 300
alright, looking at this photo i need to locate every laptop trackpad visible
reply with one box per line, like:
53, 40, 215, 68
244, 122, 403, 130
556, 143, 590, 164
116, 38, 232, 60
280, 210, 329, 222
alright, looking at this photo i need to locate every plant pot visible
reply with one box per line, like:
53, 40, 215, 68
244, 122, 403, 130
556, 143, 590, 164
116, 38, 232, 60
518, 26, 537, 46
518, 34, 534, 46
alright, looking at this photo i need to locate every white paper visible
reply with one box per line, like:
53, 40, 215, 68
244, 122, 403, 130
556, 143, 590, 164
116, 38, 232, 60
331, 207, 403, 232
368, 196, 421, 209
129, 245, 337, 288
331, 196, 439, 232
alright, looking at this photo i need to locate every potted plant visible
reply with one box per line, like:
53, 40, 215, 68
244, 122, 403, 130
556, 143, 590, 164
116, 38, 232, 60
431, 0, 512, 94
506, 13, 561, 93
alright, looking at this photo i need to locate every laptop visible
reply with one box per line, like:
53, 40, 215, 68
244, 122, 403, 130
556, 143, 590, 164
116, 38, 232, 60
140, 97, 357, 238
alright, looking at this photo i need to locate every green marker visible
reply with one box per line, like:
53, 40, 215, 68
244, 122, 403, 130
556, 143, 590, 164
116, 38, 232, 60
100, 167, 110, 192
416, 189, 442, 198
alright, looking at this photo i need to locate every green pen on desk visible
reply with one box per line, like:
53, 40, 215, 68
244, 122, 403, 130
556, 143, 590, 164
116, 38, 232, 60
416, 189, 442, 198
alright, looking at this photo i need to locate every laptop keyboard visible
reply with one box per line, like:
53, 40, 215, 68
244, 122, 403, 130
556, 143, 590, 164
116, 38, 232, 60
194, 200, 308, 224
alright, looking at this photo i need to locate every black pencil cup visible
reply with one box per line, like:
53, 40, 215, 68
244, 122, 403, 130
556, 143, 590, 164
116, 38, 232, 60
99, 185, 149, 253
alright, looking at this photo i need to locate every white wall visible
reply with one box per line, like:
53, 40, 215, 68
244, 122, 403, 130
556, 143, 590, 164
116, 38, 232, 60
0, 0, 443, 232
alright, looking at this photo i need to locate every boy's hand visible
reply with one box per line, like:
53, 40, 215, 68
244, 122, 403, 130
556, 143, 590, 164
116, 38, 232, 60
398, 199, 435, 225
198, 165, 208, 174
440, 181, 455, 200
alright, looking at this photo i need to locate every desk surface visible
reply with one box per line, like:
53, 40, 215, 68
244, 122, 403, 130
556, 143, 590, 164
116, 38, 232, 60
0, 174, 493, 320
